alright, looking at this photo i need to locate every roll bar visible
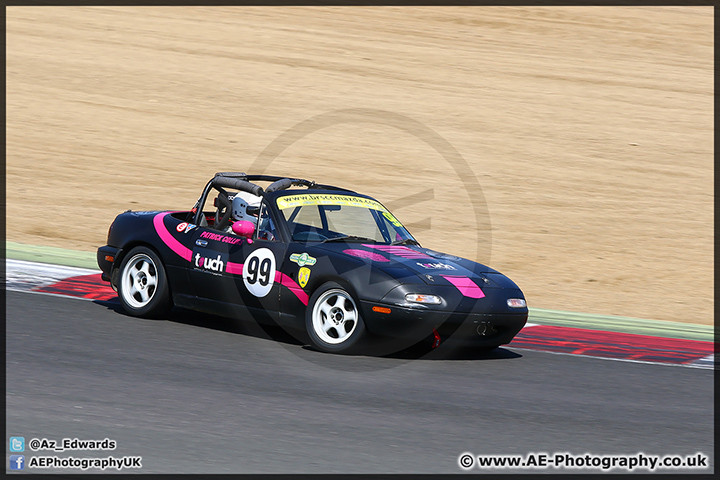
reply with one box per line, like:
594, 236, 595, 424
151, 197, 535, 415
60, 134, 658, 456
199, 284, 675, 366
189, 172, 351, 225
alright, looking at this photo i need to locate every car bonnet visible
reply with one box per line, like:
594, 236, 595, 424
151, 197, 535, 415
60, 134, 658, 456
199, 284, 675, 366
315, 242, 504, 289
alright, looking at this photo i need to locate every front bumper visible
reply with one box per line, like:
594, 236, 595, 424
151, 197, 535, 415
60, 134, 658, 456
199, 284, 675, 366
360, 300, 527, 346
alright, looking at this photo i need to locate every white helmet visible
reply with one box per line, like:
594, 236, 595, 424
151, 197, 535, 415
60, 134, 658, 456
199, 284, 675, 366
231, 191, 261, 227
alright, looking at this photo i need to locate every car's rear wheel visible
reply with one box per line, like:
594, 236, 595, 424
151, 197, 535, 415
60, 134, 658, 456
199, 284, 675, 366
117, 246, 172, 318
306, 282, 366, 354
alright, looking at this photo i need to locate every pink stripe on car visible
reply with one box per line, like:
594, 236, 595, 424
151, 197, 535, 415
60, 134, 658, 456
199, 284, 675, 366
153, 212, 193, 262
275, 271, 309, 306
154, 212, 307, 305
226, 262, 243, 275
441, 275, 486, 299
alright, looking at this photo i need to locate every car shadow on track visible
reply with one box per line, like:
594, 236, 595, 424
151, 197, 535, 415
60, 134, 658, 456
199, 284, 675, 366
94, 299, 522, 361
94, 299, 306, 345
299, 344, 522, 361
384, 345, 522, 361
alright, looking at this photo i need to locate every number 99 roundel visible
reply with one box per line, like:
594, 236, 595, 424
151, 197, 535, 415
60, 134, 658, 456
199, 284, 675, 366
242, 248, 276, 297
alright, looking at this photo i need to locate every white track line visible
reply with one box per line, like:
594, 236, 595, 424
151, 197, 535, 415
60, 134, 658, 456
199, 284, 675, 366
508, 346, 714, 370
5, 287, 104, 302
6, 259, 100, 291
689, 354, 714, 369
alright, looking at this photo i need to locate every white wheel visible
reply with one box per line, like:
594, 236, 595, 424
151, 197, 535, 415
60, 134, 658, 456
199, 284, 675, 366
312, 289, 358, 344
306, 282, 366, 353
121, 254, 158, 308
117, 246, 171, 318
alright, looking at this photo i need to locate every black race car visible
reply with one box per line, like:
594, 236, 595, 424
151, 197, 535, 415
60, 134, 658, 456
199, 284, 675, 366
97, 172, 527, 354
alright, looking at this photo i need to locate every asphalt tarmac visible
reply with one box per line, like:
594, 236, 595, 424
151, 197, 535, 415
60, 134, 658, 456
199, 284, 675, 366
5, 291, 714, 474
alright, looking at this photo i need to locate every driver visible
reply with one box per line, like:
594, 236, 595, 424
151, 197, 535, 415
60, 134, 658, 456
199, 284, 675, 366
228, 191, 261, 236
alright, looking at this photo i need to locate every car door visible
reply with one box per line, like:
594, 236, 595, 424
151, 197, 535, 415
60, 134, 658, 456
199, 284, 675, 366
186, 205, 288, 319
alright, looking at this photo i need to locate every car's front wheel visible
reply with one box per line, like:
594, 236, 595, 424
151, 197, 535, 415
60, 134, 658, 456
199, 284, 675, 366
305, 282, 366, 354
117, 246, 172, 318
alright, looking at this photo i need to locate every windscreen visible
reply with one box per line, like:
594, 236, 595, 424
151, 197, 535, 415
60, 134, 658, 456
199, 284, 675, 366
276, 193, 417, 244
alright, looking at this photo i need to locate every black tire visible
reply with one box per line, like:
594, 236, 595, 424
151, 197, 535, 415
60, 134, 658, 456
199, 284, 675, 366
305, 281, 366, 354
117, 246, 172, 318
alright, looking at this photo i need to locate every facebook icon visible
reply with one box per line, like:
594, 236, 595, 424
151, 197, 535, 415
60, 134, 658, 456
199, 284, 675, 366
9, 455, 25, 470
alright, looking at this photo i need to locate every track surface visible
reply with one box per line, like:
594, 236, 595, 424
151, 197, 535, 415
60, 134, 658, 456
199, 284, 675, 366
5, 291, 713, 474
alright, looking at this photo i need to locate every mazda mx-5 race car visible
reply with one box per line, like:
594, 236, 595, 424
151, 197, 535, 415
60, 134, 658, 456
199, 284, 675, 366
97, 172, 528, 354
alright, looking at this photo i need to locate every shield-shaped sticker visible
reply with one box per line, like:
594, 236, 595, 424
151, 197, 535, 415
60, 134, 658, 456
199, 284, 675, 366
298, 267, 311, 288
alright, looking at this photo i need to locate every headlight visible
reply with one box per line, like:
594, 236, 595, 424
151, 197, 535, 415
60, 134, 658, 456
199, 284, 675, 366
405, 293, 442, 305
507, 298, 526, 308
